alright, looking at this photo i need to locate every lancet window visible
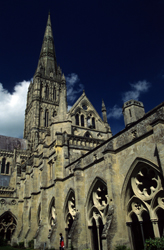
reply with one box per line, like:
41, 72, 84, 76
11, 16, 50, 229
75, 114, 79, 126
87, 178, 111, 250
1, 158, 10, 175
81, 115, 84, 126
64, 190, 76, 248
45, 84, 49, 99
45, 109, 49, 127
53, 87, 56, 101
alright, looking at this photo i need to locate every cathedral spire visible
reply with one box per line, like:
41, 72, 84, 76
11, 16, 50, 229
35, 13, 58, 78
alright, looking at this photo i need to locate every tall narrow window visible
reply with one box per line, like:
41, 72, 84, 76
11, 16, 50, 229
53, 87, 56, 101
6, 162, 10, 174
45, 85, 49, 99
129, 109, 132, 117
92, 117, 95, 129
87, 117, 91, 128
1, 158, 6, 173
75, 114, 79, 125
81, 115, 84, 127
45, 109, 49, 127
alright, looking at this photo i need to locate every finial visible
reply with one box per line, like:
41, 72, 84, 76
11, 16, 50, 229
83, 89, 85, 94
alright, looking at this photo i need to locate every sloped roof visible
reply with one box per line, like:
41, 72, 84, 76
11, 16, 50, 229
0, 135, 27, 151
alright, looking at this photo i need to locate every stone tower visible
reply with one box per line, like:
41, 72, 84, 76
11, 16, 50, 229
24, 13, 66, 148
122, 99, 145, 127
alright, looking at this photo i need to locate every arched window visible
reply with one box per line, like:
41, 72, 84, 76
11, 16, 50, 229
64, 190, 76, 248
87, 116, 91, 128
53, 87, 56, 101
75, 114, 79, 126
45, 85, 49, 99
1, 158, 6, 173
45, 109, 49, 127
6, 162, 10, 174
87, 178, 110, 250
125, 161, 164, 250
0, 212, 17, 240
81, 115, 84, 127
92, 117, 95, 129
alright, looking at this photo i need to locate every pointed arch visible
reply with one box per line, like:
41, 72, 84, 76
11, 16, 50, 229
48, 197, 55, 226
85, 177, 107, 208
126, 196, 149, 222
86, 177, 108, 250
64, 188, 76, 225
0, 211, 17, 240
64, 189, 76, 248
121, 157, 161, 206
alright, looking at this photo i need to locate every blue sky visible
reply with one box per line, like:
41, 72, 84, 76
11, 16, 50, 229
0, 0, 164, 137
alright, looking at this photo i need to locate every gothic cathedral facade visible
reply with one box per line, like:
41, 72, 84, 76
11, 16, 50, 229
1, 14, 164, 250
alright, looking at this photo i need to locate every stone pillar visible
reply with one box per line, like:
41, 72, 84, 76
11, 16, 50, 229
152, 219, 160, 238
73, 167, 88, 250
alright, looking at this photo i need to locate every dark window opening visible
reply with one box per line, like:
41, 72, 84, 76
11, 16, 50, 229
129, 109, 132, 117
6, 162, 10, 174
92, 117, 95, 129
1, 158, 6, 173
45, 85, 49, 99
85, 132, 91, 138
53, 88, 56, 101
75, 114, 79, 125
81, 115, 84, 126
45, 110, 49, 127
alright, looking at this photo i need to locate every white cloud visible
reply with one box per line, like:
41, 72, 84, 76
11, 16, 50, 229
107, 80, 151, 120
107, 105, 122, 119
122, 80, 150, 102
0, 73, 83, 138
66, 73, 84, 104
0, 80, 30, 138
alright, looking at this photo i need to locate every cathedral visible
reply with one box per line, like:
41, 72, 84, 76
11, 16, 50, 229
1, 13, 164, 250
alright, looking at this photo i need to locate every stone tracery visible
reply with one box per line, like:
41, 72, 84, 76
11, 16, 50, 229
0, 212, 17, 240
127, 162, 164, 250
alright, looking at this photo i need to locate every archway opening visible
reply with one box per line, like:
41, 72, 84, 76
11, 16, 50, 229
0, 212, 17, 241
130, 213, 143, 250
91, 218, 98, 250
142, 211, 154, 240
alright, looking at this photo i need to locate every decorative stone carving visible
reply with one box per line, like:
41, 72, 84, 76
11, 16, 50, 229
131, 165, 161, 201
0, 213, 17, 240
92, 184, 108, 211
50, 205, 56, 226
0, 199, 6, 205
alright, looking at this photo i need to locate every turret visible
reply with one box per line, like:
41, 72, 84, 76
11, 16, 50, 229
122, 99, 145, 127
